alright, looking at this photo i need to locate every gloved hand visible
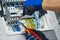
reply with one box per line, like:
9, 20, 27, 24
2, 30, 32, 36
23, 0, 46, 16
24, 0, 43, 10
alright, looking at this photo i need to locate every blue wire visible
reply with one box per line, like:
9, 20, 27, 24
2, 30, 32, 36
34, 11, 40, 29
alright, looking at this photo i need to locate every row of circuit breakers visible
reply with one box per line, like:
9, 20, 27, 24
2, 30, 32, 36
4, 1, 24, 23
0, 0, 26, 26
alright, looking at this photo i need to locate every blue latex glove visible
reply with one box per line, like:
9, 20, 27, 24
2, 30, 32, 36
24, 0, 43, 10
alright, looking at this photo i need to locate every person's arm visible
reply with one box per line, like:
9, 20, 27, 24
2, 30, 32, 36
24, 0, 60, 12
42, 0, 60, 12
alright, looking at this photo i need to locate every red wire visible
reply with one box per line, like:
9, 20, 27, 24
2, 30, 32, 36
27, 29, 42, 40
18, 16, 22, 19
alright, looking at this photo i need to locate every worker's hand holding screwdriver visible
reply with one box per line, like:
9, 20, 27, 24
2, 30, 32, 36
23, 0, 43, 14
24, 0, 60, 12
